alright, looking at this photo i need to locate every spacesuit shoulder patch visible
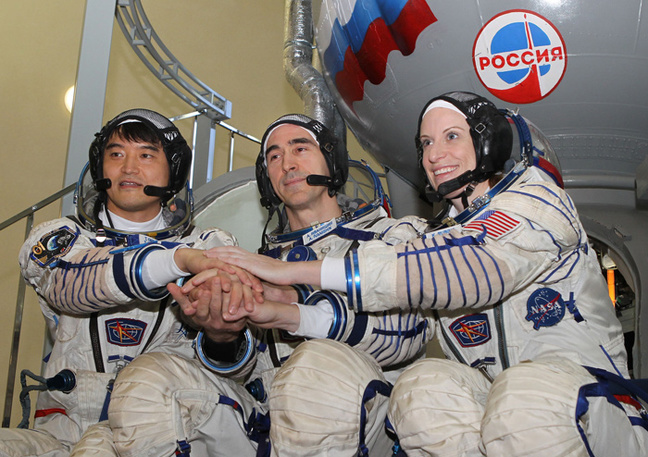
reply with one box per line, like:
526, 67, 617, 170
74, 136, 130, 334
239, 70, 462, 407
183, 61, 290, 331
463, 210, 521, 239
450, 313, 492, 347
525, 288, 566, 330
30, 226, 78, 267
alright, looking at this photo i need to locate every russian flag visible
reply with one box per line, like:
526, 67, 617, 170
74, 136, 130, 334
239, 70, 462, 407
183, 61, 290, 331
318, 0, 437, 109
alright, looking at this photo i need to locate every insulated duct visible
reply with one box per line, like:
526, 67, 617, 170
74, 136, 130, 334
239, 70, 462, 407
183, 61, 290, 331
283, 0, 347, 147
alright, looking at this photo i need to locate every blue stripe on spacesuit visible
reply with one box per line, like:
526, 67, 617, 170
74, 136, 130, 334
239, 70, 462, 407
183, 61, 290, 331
133, 245, 168, 300
448, 244, 474, 307
543, 247, 581, 283
353, 252, 362, 311
421, 239, 439, 308
427, 237, 452, 308
475, 246, 507, 305
76, 253, 103, 312
472, 245, 495, 304
370, 313, 399, 361
55, 252, 112, 312
372, 319, 427, 338
346, 313, 368, 346
305, 290, 348, 340
510, 186, 580, 236
112, 252, 137, 300
345, 255, 355, 310
400, 229, 510, 310
413, 240, 428, 306
527, 219, 564, 259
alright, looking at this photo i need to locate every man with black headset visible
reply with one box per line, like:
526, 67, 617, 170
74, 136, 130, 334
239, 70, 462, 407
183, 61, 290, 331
0, 109, 248, 457
107, 114, 436, 457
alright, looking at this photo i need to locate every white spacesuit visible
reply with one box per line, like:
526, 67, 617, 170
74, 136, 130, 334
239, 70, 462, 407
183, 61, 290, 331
322, 92, 648, 456
0, 109, 236, 457
107, 115, 435, 457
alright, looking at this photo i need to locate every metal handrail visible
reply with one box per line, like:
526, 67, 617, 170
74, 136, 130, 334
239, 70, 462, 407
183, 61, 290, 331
169, 111, 261, 173
1, 184, 75, 427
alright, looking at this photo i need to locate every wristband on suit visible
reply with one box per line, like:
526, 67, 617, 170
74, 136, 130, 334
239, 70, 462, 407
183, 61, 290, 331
304, 290, 348, 341
195, 328, 254, 374
291, 284, 314, 303
132, 244, 170, 300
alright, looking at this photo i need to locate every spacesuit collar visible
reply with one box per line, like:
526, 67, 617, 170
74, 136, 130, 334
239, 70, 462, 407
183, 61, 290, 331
440, 160, 527, 228
75, 163, 192, 240
265, 193, 381, 246
98, 208, 167, 232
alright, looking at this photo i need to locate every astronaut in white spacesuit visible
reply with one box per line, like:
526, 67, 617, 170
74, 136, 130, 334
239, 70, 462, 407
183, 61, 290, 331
107, 114, 435, 457
0, 109, 241, 457
209, 93, 648, 456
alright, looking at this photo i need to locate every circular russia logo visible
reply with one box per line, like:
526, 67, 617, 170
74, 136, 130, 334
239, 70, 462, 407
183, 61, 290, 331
473, 10, 567, 104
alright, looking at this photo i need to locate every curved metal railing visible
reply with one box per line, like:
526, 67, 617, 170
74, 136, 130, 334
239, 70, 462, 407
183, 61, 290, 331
115, 0, 232, 120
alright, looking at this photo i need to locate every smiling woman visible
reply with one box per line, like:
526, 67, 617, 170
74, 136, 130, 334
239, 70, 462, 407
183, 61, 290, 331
419, 106, 486, 205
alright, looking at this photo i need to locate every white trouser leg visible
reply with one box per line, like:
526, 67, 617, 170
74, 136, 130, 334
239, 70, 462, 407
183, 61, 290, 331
69, 421, 117, 457
109, 352, 262, 457
389, 358, 490, 457
483, 357, 648, 457
0, 428, 67, 457
269, 339, 393, 457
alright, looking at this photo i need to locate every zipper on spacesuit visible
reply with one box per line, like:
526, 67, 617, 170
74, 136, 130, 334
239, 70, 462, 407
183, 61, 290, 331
494, 303, 510, 370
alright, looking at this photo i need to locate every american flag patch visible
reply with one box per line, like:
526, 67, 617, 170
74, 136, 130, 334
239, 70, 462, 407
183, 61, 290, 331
463, 211, 520, 239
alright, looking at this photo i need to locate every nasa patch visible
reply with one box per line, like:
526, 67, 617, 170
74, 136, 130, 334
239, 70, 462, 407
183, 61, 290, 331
526, 288, 565, 330
450, 313, 491, 347
105, 318, 147, 346
473, 10, 567, 103
31, 226, 78, 267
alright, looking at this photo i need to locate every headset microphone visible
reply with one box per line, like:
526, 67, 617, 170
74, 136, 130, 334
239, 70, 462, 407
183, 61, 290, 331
306, 174, 333, 187
143, 185, 168, 198
94, 178, 112, 191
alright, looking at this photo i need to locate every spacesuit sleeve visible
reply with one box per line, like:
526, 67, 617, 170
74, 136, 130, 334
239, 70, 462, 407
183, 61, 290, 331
19, 219, 187, 314
302, 289, 434, 367
139, 228, 238, 289
345, 182, 582, 313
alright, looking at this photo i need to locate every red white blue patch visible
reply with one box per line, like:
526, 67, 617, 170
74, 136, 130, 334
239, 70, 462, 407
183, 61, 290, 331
526, 288, 565, 330
450, 313, 491, 347
463, 210, 521, 239
473, 10, 567, 104
105, 318, 147, 346
31, 226, 78, 267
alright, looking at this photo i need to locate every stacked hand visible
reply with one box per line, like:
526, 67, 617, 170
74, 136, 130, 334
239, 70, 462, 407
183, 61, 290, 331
168, 269, 258, 343
172, 251, 304, 336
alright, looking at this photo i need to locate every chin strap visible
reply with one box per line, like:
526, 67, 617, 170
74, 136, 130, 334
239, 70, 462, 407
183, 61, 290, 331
258, 204, 279, 254
459, 183, 476, 210
425, 171, 479, 211
306, 174, 338, 197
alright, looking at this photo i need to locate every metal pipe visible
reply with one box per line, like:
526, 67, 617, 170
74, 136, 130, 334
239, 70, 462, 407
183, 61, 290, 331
283, 0, 346, 145
562, 174, 635, 190
228, 131, 236, 172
